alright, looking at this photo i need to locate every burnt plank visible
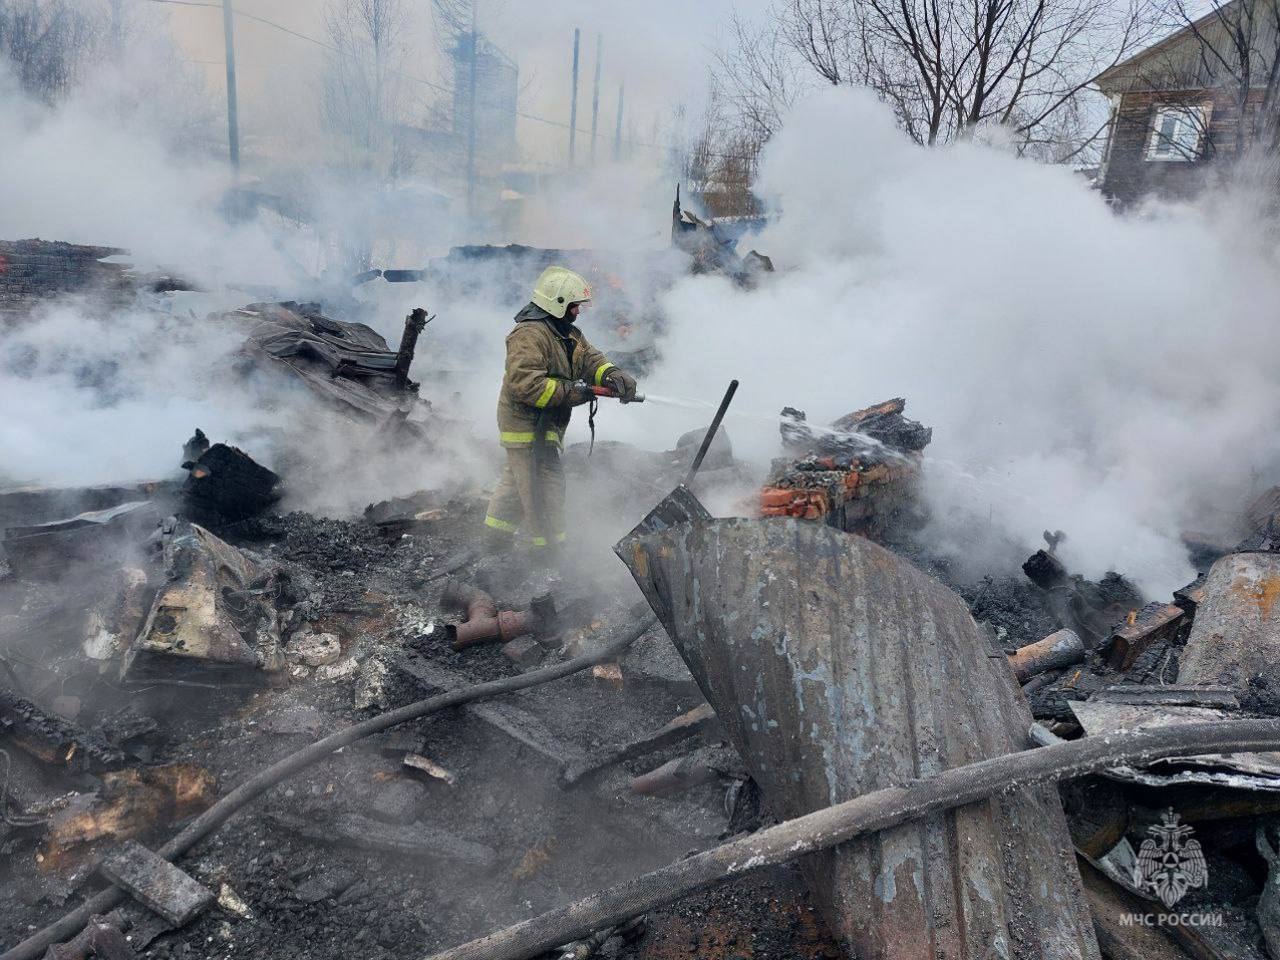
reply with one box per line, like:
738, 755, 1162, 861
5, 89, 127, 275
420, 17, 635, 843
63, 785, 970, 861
99, 840, 214, 927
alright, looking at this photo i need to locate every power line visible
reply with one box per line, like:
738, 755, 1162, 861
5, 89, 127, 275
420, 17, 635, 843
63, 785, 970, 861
143, 0, 758, 163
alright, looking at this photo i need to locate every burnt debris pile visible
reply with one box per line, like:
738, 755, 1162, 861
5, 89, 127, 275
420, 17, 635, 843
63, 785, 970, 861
760, 397, 930, 539
11, 381, 1280, 960
8, 241, 1280, 960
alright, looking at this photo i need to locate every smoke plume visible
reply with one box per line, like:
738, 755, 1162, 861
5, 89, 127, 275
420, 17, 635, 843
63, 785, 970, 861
640, 87, 1280, 595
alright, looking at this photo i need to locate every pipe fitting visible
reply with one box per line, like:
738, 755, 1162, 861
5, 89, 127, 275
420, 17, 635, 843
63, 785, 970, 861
441, 577, 498, 621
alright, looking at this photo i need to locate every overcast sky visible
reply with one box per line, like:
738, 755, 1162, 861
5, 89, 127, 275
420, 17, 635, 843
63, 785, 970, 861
159, 0, 773, 166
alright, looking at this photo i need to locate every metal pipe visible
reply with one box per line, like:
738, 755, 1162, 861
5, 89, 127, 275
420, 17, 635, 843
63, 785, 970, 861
684, 380, 739, 486
441, 578, 498, 621
450, 610, 539, 651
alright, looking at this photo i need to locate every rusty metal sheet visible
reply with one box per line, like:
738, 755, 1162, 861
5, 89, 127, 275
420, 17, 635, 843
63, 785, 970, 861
1070, 700, 1280, 790
619, 514, 1099, 960
1179, 551, 1280, 689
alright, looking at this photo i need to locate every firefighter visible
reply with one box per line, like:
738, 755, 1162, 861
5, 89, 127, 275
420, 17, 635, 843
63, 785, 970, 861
483, 266, 638, 561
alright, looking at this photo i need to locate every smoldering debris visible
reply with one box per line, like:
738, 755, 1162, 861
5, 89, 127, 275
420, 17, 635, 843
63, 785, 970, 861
180, 430, 281, 525
759, 398, 930, 539
1, 501, 159, 581
231, 301, 435, 436
6, 249, 1280, 960
120, 518, 293, 681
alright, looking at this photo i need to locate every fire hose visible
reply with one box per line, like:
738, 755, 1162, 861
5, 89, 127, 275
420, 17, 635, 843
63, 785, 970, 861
420, 718, 1280, 960
0, 615, 657, 960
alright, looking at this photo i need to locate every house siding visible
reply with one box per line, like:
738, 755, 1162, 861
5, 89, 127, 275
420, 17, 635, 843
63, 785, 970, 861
1100, 88, 1267, 204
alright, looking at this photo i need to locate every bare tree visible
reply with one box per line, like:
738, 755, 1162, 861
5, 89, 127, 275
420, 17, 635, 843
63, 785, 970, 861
322, 0, 411, 183
0, 0, 100, 103
715, 13, 803, 144
675, 81, 764, 218
721, 0, 1156, 153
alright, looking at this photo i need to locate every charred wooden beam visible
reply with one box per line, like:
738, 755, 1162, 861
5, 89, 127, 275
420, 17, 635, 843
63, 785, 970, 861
1087, 685, 1238, 709
1077, 860, 1203, 960
1103, 602, 1186, 671
393, 307, 431, 389
560, 703, 719, 787
1173, 575, 1207, 615
0, 686, 125, 771
1009, 628, 1085, 683
266, 810, 496, 867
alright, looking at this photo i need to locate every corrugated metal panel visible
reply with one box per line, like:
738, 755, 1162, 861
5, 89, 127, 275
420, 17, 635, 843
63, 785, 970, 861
619, 515, 1099, 960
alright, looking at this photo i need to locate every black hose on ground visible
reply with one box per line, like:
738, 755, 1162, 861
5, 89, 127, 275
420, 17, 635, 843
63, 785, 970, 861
1, 616, 657, 960
421, 718, 1280, 960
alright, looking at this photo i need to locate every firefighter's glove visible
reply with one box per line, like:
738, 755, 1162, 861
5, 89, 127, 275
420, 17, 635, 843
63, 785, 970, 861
605, 369, 638, 403
568, 381, 594, 407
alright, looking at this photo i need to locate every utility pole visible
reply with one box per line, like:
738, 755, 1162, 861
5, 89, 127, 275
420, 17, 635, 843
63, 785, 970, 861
613, 83, 624, 162
568, 28, 580, 166
589, 34, 602, 163
221, 0, 240, 171
466, 21, 478, 218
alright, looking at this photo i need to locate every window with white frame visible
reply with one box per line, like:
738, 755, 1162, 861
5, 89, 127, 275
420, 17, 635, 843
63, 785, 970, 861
1145, 103, 1211, 161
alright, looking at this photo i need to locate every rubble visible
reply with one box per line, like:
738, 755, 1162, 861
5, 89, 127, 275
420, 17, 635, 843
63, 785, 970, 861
671, 186, 774, 285
121, 519, 289, 681
759, 399, 929, 539
12, 316, 1280, 960
179, 430, 282, 525
286, 631, 341, 668
403, 752, 457, 786
232, 301, 434, 434
0, 239, 135, 315
1, 501, 158, 580
0, 686, 126, 770
215, 883, 253, 920
352, 656, 390, 709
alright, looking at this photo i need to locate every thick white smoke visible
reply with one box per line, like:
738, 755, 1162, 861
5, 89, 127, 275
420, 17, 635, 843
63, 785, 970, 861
8, 44, 1280, 598
635, 87, 1280, 596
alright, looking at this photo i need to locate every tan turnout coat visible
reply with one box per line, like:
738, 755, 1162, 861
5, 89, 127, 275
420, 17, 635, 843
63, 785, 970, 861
496, 303, 615, 447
